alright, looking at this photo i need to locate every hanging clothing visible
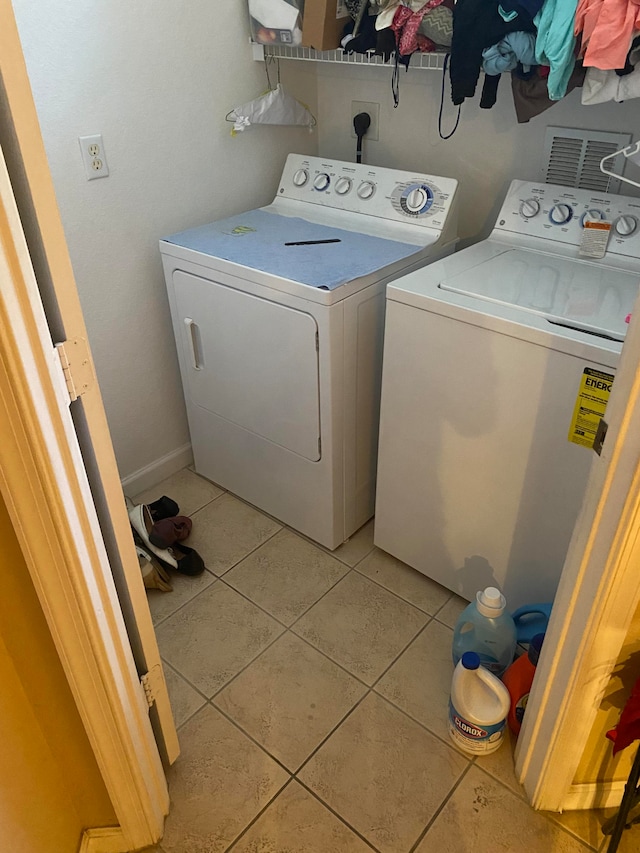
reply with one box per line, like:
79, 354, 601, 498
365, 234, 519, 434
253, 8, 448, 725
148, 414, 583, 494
450, 0, 536, 104
511, 62, 586, 120
534, 0, 580, 100
582, 39, 640, 101
391, 0, 444, 56
482, 31, 537, 74
576, 0, 640, 70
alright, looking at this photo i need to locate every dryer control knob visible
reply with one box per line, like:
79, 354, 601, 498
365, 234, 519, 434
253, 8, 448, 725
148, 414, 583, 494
615, 215, 638, 237
581, 209, 605, 227
405, 187, 428, 212
519, 198, 540, 218
357, 180, 376, 200
549, 203, 573, 225
335, 177, 352, 195
313, 173, 331, 191
293, 168, 308, 187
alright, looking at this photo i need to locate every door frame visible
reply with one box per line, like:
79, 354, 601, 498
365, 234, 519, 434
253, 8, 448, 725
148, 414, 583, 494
1, 1, 177, 848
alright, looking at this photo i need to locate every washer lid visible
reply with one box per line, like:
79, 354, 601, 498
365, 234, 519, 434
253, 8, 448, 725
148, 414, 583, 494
440, 249, 639, 341
163, 209, 421, 290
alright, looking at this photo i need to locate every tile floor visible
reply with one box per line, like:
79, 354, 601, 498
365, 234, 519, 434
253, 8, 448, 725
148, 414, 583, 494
133, 468, 639, 853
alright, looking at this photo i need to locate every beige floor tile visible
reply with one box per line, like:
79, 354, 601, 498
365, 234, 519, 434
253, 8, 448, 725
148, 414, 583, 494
232, 780, 372, 853
224, 529, 349, 625
329, 518, 375, 567
133, 467, 224, 517
162, 663, 206, 728
476, 727, 527, 798
146, 569, 216, 626
417, 766, 591, 853
376, 619, 454, 741
161, 705, 288, 853
435, 593, 469, 628
214, 632, 366, 771
292, 572, 428, 685
298, 692, 468, 853
188, 493, 281, 576
155, 583, 284, 697
357, 548, 451, 614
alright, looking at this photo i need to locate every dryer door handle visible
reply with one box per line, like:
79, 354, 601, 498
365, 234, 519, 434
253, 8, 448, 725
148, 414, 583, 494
184, 318, 204, 370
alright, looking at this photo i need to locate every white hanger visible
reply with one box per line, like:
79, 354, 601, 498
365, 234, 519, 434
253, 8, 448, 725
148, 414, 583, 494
600, 141, 640, 190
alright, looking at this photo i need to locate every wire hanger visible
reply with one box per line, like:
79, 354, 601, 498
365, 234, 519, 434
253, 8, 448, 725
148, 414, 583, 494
600, 141, 640, 190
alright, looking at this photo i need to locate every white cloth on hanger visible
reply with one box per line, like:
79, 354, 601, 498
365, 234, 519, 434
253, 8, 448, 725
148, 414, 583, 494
582, 41, 640, 103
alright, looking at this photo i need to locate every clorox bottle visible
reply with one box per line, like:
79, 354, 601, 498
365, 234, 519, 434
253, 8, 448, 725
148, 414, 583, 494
449, 651, 511, 755
452, 587, 517, 677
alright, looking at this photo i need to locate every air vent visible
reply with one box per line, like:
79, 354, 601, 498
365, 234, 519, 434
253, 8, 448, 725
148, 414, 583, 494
542, 127, 632, 194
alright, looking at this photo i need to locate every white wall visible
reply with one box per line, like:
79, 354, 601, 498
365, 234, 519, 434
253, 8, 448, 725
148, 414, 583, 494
13, 0, 317, 482
316, 63, 640, 242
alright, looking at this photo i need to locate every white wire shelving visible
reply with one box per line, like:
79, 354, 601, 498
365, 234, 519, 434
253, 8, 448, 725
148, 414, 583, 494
254, 42, 447, 71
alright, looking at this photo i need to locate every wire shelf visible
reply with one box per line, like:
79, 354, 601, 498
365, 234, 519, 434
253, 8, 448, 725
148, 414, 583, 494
260, 44, 446, 70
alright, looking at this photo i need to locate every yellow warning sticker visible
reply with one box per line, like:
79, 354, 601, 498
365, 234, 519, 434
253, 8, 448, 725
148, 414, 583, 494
568, 368, 614, 448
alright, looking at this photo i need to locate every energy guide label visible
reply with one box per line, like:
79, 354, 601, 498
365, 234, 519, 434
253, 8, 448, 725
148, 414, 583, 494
568, 367, 614, 448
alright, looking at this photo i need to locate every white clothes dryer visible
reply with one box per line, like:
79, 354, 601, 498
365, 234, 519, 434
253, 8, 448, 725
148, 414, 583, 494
375, 180, 640, 608
160, 154, 459, 549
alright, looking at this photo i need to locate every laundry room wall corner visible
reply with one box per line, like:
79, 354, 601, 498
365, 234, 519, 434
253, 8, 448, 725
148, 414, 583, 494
11, 0, 318, 483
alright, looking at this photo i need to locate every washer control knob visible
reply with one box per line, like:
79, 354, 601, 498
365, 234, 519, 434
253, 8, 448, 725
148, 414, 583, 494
519, 198, 540, 218
549, 203, 573, 225
293, 168, 308, 187
581, 209, 605, 227
615, 214, 638, 237
357, 180, 376, 200
335, 177, 352, 195
313, 173, 331, 191
405, 187, 428, 213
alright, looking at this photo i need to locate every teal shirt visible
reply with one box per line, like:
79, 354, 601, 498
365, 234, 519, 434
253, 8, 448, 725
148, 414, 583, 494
535, 0, 579, 100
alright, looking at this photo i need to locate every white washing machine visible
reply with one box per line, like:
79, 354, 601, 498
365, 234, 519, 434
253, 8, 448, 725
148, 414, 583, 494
375, 180, 640, 608
160, 154, 459, 549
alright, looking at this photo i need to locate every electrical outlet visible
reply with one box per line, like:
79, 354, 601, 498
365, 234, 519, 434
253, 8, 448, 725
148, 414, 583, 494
79, 134, 109, 180
351, 101, 379, 142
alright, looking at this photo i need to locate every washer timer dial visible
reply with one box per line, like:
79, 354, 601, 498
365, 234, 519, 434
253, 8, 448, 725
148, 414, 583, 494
313, 173, 331, 191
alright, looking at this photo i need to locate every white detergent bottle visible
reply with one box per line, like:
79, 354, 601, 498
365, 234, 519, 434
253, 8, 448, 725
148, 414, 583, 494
452, 586, 517, 677
449, 651, 511, 755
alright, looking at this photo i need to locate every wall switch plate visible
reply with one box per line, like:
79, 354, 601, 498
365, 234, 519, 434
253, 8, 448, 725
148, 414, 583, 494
351, 101, 380, 142
79, 134, 109, 180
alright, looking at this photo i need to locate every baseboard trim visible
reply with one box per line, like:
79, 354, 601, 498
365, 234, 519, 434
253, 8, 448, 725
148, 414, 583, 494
562, 780, 626, 811
121, 442, 193, 497
79, 827, 128, 853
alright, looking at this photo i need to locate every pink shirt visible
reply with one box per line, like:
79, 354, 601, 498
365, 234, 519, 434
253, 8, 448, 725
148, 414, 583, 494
575, 0, 640, 69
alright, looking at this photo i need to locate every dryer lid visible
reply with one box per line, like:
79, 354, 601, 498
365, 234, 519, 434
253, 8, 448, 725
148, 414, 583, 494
440, 249, 639, 341
163, 209, 421, 290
